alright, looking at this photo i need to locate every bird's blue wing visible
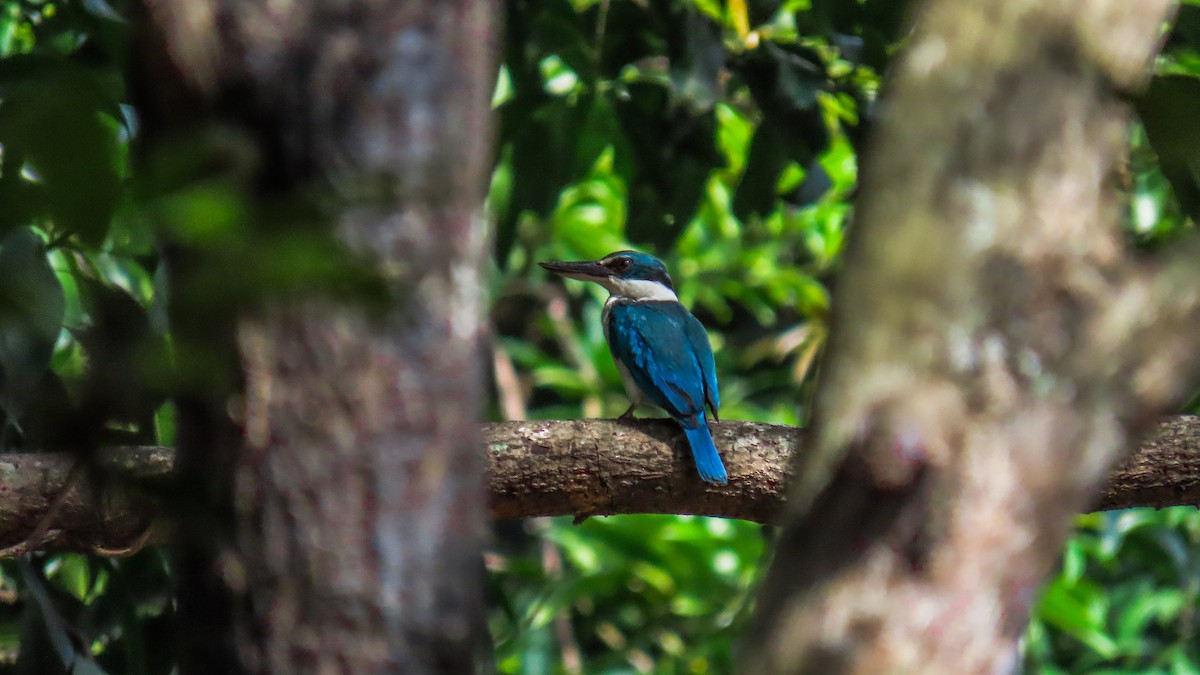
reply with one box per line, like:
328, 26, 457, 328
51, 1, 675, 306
679, 310, 719, 418
606, 302, 709, 421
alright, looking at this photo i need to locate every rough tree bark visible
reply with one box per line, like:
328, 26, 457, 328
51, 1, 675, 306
488, 416, 1200, 517
133, 1, 496, 673
745, 2, 1200, 674
1, 415, 1198, 554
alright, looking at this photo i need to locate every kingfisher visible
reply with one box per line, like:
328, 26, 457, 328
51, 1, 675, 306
539, 251, 726, 484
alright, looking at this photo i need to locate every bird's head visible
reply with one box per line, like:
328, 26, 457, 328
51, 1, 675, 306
539, 250, 677, 301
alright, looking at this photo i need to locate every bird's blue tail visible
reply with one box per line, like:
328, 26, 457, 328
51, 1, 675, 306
683, 416, 727, 485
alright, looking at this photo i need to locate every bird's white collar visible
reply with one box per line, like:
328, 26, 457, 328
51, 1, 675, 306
599, 277, 678, 301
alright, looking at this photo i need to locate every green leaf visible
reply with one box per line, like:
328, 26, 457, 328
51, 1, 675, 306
614, 82, 721, 248
1167, 645, 1200, 675
1136, 74, 1200, 220
1037, 578, 1119, 659
153, 403, 175, 446
552, 171, 628, 258
49, 555, 92, 603
1165, 4, 1200, 59
497, 96, 585, 262
1062, 538, 1087, 585
0, 57, 124, 245
575, 94, 634, 183
746, 0, 783, 28
734, 123, 791, 218
1115, 587, 1185, 645
0, 226, 65, 433
0, 226, 64, 358
0, 165, 44, 238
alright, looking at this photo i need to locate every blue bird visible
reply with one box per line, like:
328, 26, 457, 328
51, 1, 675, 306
540, 251, 726, 484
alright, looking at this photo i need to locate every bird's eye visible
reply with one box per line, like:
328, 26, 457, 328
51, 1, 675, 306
611, 257, 632, 271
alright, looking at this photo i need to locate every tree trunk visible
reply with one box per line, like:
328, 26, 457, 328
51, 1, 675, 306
746, 1, 1200, 673
132, 2, 497, 673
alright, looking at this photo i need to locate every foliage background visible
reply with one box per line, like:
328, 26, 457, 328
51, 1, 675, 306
0, 0, 1198, 673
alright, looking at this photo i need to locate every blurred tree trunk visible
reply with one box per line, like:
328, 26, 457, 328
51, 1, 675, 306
132, 2, 496, 673
747, 1, 1200, 673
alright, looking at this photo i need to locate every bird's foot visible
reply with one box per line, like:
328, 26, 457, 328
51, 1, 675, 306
617, 404, 637, 421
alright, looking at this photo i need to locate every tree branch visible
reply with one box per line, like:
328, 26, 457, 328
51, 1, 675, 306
0, 446, 172, 557
1, 416, 1197, 555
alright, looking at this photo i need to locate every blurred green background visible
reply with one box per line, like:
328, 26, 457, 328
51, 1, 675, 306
1, 0, 1199, 673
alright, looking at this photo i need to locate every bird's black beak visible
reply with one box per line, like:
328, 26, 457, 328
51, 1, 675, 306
538, 259, 610, 282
